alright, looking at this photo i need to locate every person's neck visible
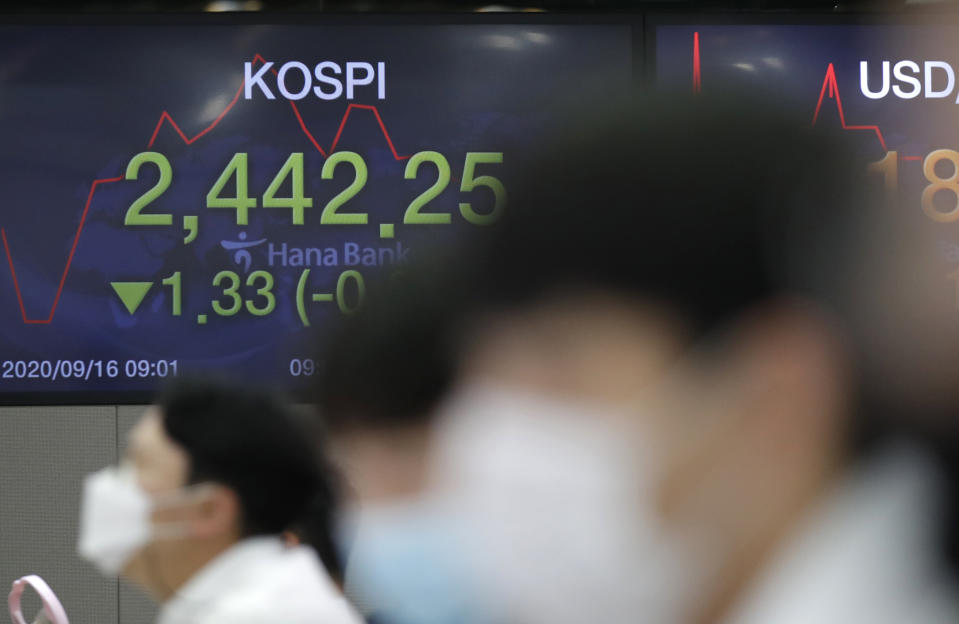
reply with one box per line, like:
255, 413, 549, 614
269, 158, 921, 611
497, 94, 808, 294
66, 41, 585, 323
693, 455, 845, 624
155, 533, 242, 602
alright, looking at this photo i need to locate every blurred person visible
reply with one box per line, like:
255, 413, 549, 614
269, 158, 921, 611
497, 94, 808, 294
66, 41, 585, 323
315, 268, 486, 624
427, 98, 959, 624
321, 97, 959, 624
789, 146, 959, 591
76, 377, 362, 624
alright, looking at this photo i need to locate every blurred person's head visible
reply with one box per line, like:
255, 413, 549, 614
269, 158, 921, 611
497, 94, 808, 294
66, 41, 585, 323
424, 97, 873, 624
315, 263, 464, 506
77, 377, 334, 601
313, 267, 482, 624
315, 94, 916, 624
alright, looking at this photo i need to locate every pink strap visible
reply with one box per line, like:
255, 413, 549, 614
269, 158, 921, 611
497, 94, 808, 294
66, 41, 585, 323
8, 575, 70, 624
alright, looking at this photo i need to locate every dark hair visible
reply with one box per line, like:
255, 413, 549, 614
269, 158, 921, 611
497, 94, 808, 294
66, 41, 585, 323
313, 96, 862, 429
286, 490, 345, 584
315, 95, 959, 577
463, 96, 864, 339
157, 376, 330, 540
284, 417, 347, 584
314, 258, 467, 432
454, 95, 959, 576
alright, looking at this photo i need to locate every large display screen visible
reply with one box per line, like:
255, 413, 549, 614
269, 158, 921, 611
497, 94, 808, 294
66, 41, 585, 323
653, 16, 959, 332
0, 17, 634, 402
653, 18, 959, 223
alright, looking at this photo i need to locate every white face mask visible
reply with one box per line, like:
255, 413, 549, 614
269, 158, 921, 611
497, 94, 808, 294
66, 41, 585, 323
77, 465, 196, 576
431, 384, 712, 624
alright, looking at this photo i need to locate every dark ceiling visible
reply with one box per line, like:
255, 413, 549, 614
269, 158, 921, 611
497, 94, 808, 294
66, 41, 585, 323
5, 1, 957, 14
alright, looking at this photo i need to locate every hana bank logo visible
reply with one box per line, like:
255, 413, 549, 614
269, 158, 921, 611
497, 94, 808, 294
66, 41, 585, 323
220, 232, 267, 273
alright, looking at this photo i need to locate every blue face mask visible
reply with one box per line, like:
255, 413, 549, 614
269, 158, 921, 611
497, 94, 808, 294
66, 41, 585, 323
338, 498, 490, 624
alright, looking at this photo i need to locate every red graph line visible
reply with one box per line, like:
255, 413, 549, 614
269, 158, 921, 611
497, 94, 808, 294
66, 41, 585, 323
811, 63, 888, 151
1, 229, 27, 323
2, 175, 125, 324
694, 32, 923, 162
331, 104, 406, 160
692, 32, 919, 160
811, 63, 925, 161
146, 54, 408, 160
4, 54, 408, 324
692, 32, 701, 94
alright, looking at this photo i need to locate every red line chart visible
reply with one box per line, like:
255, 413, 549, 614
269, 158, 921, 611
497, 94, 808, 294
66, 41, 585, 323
693, 32, 701, 94
692, 32, 921, 161
2, 176, 125, 324
811, 62, 890, 151
2, 54, 409, 324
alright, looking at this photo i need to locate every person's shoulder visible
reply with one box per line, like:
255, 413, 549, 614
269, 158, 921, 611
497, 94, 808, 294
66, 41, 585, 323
197, 545, 363, 624
198, 586, 362, 624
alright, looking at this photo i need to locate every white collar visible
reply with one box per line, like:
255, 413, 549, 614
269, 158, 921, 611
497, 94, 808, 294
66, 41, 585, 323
723, 442, 959, 624
157, 536, 288, 624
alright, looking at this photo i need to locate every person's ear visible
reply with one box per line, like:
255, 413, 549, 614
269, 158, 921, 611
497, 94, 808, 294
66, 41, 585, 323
188, 485, 241, 538
656, 298, 850, 524
729, 298, 851, 464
